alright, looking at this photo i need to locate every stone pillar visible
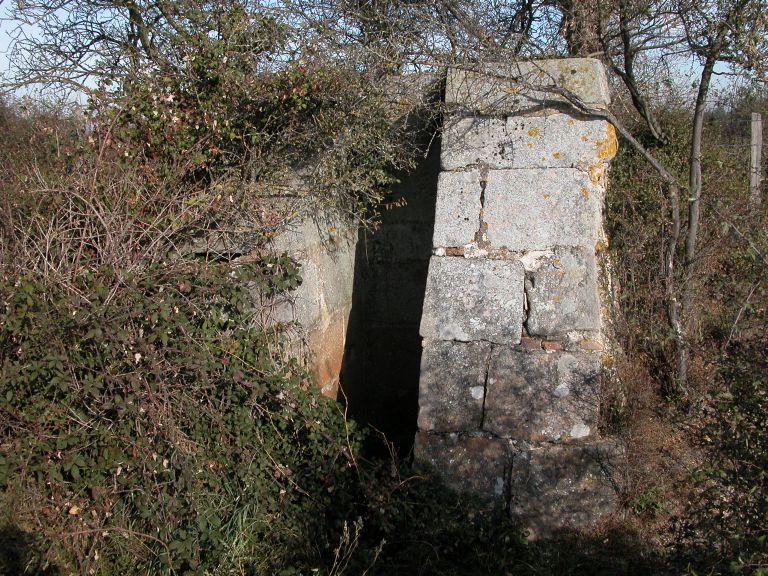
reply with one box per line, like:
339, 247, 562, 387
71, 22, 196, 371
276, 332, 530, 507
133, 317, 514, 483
415, 59, 622, 537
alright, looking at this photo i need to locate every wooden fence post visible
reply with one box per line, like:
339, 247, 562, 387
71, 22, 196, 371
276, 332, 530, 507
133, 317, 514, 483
749, 112, 763, 208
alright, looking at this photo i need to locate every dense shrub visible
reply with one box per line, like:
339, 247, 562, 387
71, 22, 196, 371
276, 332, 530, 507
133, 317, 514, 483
606, 98, 768, 574
688, 341, 768, 573
0, 258, 382, 574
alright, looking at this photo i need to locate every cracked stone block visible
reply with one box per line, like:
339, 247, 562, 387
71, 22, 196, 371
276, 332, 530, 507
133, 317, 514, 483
484, 349, 600, 441
442, 115, 616, 171
445, 59, 611, 113
420, 257, 525, 344
418, 340, 491, 432
484, 168, 603, 251
509, 441, 623, 538
432, 171, 482, 247
525, 246, 600, 337
414, 432, 508, 503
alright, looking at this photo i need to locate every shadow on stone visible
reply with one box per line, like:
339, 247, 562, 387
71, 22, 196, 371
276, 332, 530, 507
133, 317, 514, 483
339, 136, 440, 456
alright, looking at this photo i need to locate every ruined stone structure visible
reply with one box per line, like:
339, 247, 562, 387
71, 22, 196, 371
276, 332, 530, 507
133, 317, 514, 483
265, 59, 624, 535
414, 59, 623, 536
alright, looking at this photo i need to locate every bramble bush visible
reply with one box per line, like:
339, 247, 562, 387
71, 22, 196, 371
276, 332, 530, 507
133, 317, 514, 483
0, 258, 375, 574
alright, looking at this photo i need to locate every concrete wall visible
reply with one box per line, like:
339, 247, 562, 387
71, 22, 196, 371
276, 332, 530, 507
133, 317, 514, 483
267, 211, 358, 397
414, 59, 623, 536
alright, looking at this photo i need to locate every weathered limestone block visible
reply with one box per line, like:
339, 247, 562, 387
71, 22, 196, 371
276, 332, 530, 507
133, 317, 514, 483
432, 171, 482, 247
484, 168, 603, 251
317, 244, 357, 312
271, 256, 323, 327
525, 246, 600, 337
415, 432, 508, 502
418, 340, 491, 432
446, 59, 611, 113
484, 349, 600, 441
509, 441, 623, 538
308, 308, 349, 398
442, 115, 617, 171
420, 257, 525, 344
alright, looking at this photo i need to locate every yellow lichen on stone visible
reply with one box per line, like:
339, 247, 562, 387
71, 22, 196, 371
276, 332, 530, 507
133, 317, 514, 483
552, 152, 561, 159
568, 118, 576, 125
595, 123, 618, 160
527, 143, 533, 148
595, 238, 609, 252
543, 193, 551, 199
588, 163, 605, 185
528, 127, 541, 137
580, 186, 590, 199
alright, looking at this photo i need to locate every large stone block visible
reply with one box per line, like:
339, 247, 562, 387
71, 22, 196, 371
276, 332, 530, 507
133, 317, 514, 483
414, 432, 508, 502
420, 257, 525, 344
442, 115, 616, 171
418, 340, 492, 432
271, 256, 323, 327
484, 168, 603, 251
484, 349, 600, 441
525, 246, 600, 337
308, 308, 351, 398
509, 441, 623, 538
317, 242, 357, 314
446, 59, 611, 113
432, 171, 482, 247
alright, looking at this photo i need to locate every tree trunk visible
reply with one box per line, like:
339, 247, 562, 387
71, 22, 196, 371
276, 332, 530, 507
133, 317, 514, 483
749, 112, 763, 208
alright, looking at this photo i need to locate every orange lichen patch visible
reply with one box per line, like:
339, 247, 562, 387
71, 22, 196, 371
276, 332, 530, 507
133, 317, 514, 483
580, 186, 590, 199
568, 118, 576, 125
528, 127, 541, 137
595, 123, 618, 160
581, 135, 589, 142
552, 152, 561, 159
588, 163, 605, 185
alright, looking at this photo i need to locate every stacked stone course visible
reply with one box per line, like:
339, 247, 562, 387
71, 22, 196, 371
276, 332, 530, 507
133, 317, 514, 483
415, 59, 623, 536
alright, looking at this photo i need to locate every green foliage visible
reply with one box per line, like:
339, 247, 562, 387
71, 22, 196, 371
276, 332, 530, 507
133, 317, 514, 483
84, 1, 424, 220
629, 487, 669, 517
685, 342, 768, 574
0, 259, 370, 575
